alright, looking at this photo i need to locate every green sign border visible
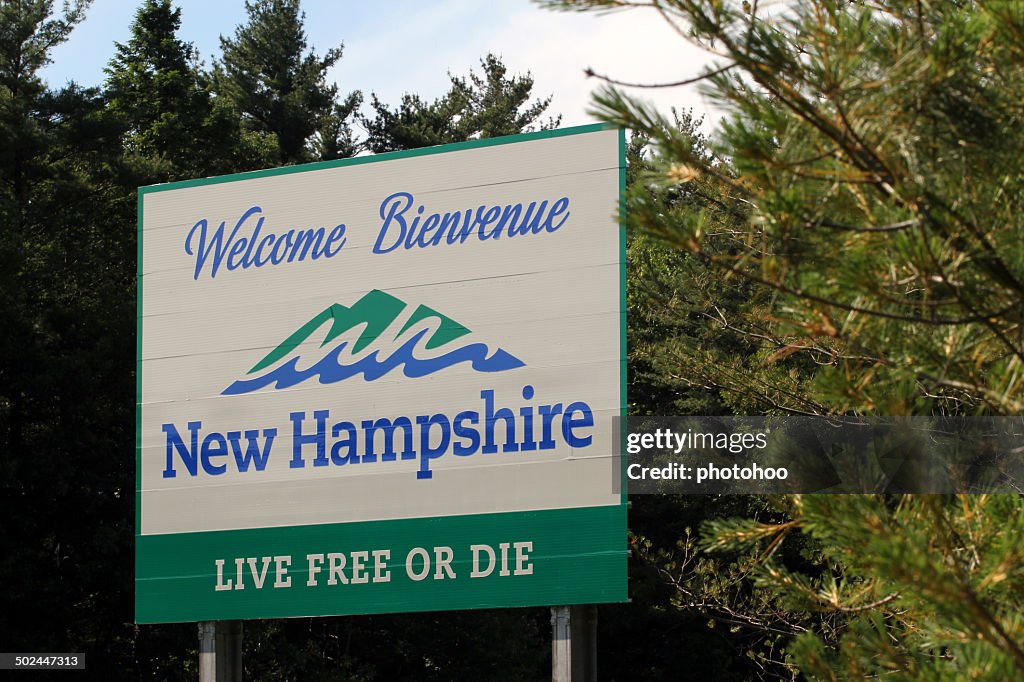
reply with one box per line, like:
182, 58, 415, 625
136, 123, 628, 623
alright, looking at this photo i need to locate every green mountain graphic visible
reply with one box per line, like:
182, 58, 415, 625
247, 289, 473, 375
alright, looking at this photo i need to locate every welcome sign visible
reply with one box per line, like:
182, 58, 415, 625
136, 124, 627, 623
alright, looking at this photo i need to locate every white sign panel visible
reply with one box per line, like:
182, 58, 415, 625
136, 124, 626, 622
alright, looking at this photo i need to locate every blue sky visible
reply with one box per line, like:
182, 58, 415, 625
43, 0, 720, 130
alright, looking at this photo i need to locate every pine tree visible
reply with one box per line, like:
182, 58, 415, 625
105, 0, 269, 179
621, 113, 832, 680
213, 0, 360, 164
363, 53, 560, 153
0, 1, 143, 676
544, 0, 1024, 677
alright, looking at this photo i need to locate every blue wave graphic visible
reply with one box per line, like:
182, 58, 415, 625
223, 329, 524, 395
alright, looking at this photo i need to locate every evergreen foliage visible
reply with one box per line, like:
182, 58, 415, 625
0, 1, 140, 677
213, 0, 361, 164
363, 53, 560, 152
1, 2, 569, 678
105, 0, 270, 179
9, 0, 1021, 677
546, 0, 1024, 677
624, 114, 831, 679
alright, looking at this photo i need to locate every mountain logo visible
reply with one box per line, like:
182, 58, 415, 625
222, 289, 525, 395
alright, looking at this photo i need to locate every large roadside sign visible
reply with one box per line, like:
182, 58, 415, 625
136, 124, 627, 623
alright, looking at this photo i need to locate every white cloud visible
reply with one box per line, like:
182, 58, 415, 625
333, 1, 726, 134
490, 5, 724, 126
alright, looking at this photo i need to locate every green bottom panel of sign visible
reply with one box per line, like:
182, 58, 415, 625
135, 504, 627, 623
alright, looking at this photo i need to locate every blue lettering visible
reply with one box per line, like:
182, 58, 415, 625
269, 232, 294, 265
201, 432, 229, 475
162, 421, 201, 477
183, 206, 351, 279
562, 402, 594, 448
415, 414, 451, 479
322, 224, 347, 257
432, 213, 456, 245
500, 204, 526, 236
241, 216, 264, 267
163, 422, 276, 477
476, 206, 503, 239
375, 192, 413, 253
288, 227, 327, 262
445, 210, 474, 244
158, 386, 593, 482
481, 389, 518, 454
538, 404, 563, 449
403, 206, 426, 249
184, 206, 261, 280
290, 410, 328, 469
226, 232, 249, 270
415, 213, 441, 248
254, 233, 275, 266
519, 384, 537, 451
544, 197, 571, 232
228, 429, 276, 472
361, 416, 414, 462
180, 193, 567, 279
520, 201, 547, 234
452, 411, 481, 456
330, 420, 359, 465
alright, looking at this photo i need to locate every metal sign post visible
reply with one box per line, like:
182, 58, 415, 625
198, 621, 242, 682
552, 605, 597, 681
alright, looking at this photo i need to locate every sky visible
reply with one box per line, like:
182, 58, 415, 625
43, 0, 724, 134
